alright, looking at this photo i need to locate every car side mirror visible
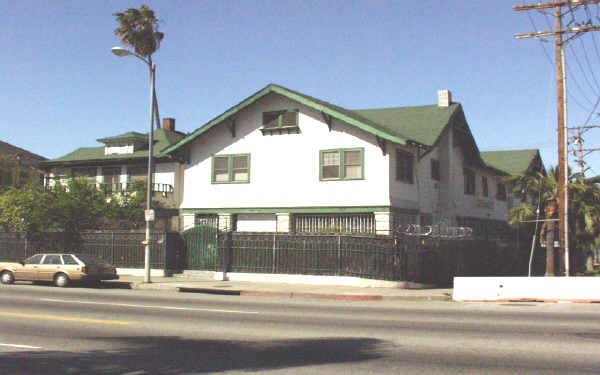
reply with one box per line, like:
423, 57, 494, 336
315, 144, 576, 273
19, 260, 25, 266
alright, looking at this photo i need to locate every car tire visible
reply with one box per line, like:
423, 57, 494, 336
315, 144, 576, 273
0, 271, 15, 285
54, 273, 69, 287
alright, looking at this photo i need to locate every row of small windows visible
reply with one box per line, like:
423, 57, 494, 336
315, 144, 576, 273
463, 168, 507, 201
211, 148, 365, 184
209, 150, 508, 202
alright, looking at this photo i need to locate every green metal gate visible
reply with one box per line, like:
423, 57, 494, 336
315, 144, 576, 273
182, 225, 219, 270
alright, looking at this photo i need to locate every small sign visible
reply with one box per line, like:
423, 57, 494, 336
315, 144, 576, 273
144, 209, 155, 222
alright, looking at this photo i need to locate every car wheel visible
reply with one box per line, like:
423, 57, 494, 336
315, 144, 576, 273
0, 271, 14, 285
54, 273, 69, 287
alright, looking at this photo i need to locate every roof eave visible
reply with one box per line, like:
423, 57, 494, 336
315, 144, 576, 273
159, 84, 408, 157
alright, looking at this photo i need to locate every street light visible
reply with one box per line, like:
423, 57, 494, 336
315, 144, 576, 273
111, 46, 156, 283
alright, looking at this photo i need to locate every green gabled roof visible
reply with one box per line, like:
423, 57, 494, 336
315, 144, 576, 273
352, 104, 460, 146
97, 132, 147, 145
159, 84, 411, 157
480, 149, 541, 176
41, 129, 186, 166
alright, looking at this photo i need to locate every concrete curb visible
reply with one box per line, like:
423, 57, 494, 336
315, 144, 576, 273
125, 281, 452, 301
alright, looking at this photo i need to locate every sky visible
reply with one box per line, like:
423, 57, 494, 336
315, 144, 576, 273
2, 1, 600, 175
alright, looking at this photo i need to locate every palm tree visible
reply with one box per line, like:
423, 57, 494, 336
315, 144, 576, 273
507, 168, 557, 276
508, 167, 600, 275
113, 4, 164, 128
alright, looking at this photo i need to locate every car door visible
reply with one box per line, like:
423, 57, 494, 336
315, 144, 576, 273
37, 255, 63, 282
13, 254, 43, 281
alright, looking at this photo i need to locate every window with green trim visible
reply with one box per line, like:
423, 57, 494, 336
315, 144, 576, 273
212, 154, 250, 183
320, 148, 364, 181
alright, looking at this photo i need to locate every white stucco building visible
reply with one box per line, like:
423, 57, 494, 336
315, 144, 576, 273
160, 84, 544, 237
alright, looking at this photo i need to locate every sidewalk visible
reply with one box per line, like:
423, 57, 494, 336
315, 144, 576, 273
108, 275, 453, 302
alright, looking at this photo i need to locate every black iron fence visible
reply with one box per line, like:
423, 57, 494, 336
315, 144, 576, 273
0, 231, 181, 271
0, 228, 531, 285
220, 232, 399, 280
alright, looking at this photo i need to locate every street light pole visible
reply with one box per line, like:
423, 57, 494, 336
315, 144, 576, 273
111, 46, 156, 283
144, 62, 155, 283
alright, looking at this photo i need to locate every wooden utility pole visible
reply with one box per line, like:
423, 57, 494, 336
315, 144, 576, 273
514, 0, 600, 275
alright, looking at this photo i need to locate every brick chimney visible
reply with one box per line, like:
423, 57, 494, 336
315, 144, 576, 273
163, 118, 176, 131
438, 90, 452, 107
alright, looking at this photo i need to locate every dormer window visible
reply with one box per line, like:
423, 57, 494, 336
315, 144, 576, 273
260, 110, 300, 135
97, 132, 148, 155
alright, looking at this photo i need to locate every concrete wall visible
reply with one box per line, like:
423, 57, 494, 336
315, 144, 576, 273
453, 277, 600, 302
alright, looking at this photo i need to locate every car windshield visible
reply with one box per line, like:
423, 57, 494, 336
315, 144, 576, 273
74, 254, 110, 266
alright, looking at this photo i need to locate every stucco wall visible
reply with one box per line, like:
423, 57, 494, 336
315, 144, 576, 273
181, 93, 392, 210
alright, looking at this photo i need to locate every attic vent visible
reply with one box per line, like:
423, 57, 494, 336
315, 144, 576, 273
260, 110, 300, 135
438, 90, 452, 107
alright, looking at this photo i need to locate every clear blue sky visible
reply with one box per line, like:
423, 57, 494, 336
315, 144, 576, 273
2, 1, 599, 175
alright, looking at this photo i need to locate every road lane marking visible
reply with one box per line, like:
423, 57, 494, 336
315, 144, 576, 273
0, 312, 136, 325
40, 298, 259, 315
0, 343, 43, 349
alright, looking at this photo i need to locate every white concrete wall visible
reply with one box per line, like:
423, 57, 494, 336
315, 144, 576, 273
453, 277, 600, 302
236, 214, 277, 232
181, 93, 391, 210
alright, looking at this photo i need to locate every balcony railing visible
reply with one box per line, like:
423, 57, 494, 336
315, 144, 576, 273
44, 177, 173, 195
100, 182, 174, 194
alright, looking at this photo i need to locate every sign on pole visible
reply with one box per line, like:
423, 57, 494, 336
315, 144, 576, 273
144, 209, 155, 222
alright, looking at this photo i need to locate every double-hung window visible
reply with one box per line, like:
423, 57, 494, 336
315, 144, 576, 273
464, 168, 475, 195
431, 159, 440, 181
396, 150, 414, 183
481, 176, 489, 197
497, 182, 507, 201
320, 148, 364, 181
212, 154, 250, 184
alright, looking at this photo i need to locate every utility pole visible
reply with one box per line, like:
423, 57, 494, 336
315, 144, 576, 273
514, 0, 600, 275
568, 125, 600, 178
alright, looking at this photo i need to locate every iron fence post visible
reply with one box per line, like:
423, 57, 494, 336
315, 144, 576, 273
337, 234, 342, 276
272, 233, 277, 274
111, 231, 115, 265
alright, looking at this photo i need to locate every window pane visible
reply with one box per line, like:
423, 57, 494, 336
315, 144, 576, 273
396, 150, 413, 183
344, 150, 360, 165
215, 172, 229, 182
24, 254, 43, 265
43, 255, 61, 265
214, 157, 228, 170
232, 156, 247, 169
233, 171, 248, 182
322, 152, 340, 166
322, 166, 339, 179
344, 165, 362, 179
62, 255, 78, 265
214, 157, 229, 182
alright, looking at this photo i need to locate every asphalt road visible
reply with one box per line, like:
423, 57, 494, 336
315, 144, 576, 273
0, 283, 599, 374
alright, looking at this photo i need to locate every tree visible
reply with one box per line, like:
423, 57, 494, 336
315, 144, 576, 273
0, 155, 42, 191
113, 4, 164, 127
104, 181, 148, 229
